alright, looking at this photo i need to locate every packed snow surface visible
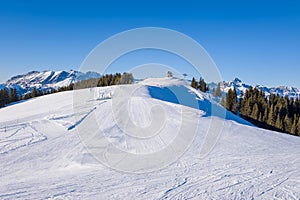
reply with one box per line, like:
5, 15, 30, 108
1, 78, 300, 199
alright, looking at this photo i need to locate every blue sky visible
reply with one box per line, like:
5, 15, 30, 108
0, 0, 300, 87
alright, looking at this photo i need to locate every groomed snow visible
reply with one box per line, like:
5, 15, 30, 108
1, 78, 300, 199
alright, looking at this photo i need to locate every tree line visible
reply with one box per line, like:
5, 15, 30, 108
0, 88, 18, 108
223, 87, 300, 136
191, 77, 223, 97
74, 72, 133, 89
191, 77, 209, 92
0, 72, 133, 108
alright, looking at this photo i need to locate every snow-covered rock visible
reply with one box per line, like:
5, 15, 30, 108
209, 78, 300, 99
2, 70, 101, 95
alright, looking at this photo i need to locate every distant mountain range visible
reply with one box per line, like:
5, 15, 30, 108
1, 70, 299, 99
219, 78, 300, 99
0, 70, 101, 95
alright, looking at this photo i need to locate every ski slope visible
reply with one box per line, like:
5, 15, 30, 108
1, 78, 300, 199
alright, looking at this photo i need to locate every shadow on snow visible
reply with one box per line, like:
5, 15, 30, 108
147, 85, 252, 126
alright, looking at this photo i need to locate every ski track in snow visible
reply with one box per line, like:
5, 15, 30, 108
0, 122, 47, 155
0, 78, 300, 199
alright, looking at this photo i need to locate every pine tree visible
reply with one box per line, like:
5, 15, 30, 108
24, 93, 31, 100
31, 88, 38, 98
296, 119, 300, 136
191, 77, 198, 89
291, 116, 298, 134
119, 72, 133, 84
289, 97, 295, 117
199, 78, 207, 92
0, 89, 5, 107
263, 108, 268, 123
283, 114, 292, 133
225, 88, 237, 114
258, 112, 263, 122
251, 103, 259, 120
226, 88, 233, 111
9, 88, 18, 103
112, 73, 121, 85
232, 88, 238, 113
296, 98, 300, 114
269, 93, 276, 105
213, 82, 222, 97
239, 94, 250, 116
1, 88, 9, 106
275, 113, 282, 130
268, 104, 276, 126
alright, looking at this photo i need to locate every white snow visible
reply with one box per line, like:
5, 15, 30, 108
1, 78, 300, 199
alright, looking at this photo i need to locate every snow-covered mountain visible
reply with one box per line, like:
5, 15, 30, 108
2, 70, 300, 99
219, 78, 300, 99
1, 78, 300, 199
2, 70, 101, 94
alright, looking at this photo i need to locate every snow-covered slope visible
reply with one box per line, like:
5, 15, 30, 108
219, 78, 300, 99
1, 78, 300, 199
2, 70, 101, 94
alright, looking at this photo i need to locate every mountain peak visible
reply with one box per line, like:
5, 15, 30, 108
219, 78, 300, 99
233, 78, 242, 83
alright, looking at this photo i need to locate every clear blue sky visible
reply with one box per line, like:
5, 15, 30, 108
0, 0, 300, 87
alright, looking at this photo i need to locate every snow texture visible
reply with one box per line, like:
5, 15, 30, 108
0, 78, 300, 199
